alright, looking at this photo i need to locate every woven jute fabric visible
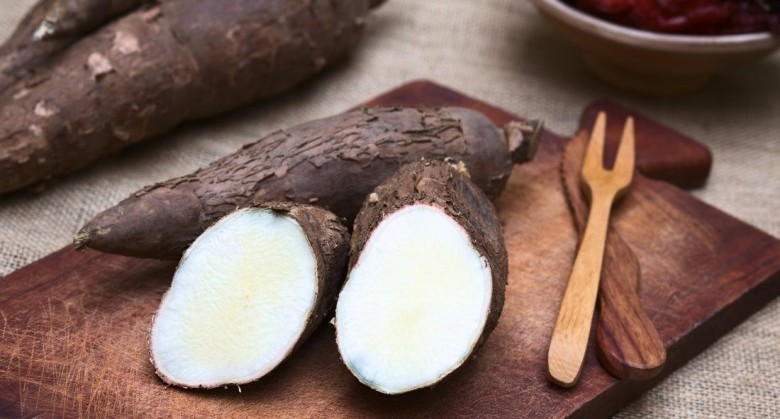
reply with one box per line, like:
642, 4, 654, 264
1, 1, 778, 417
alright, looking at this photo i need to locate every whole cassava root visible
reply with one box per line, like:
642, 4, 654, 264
0, 0, 383, 195
335, 159, 508, 394
150, 202, 349, 388
76, 107, 542, 259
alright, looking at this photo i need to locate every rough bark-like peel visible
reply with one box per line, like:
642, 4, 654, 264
77, 107, 541, 259
0, 0, 382, 195
0, 0, 143, 93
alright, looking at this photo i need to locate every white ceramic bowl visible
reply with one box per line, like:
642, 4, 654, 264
530, 0, 780, 94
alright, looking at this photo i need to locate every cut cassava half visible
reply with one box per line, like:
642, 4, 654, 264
150, 203, 349, 388
77, 107, 542, 259
335, 160, 508, 394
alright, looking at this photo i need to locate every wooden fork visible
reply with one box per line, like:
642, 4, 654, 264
548, 112, 635, 388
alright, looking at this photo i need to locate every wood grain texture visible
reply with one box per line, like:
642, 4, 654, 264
548, 113, 635, 388
562, 121, 666, 381
1, 81, 778, 418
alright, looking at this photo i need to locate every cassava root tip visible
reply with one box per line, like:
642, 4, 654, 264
73, 230, 91, 251
506, 119, 544, 164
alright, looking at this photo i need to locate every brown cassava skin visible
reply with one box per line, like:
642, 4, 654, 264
26, 0, 145, 40
264, 202, 350, 357
151, 202, 350, 388
341, 159, 508, 392
0, 0, 143, 93
0, 0, 382, 195
77, 107, 541, 260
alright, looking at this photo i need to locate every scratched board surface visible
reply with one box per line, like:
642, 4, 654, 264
1, 81, 779, 418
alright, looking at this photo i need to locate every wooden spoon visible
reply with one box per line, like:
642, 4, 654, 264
547, 112, 635, 387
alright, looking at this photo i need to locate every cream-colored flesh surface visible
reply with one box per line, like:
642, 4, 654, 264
150, 208, 317, 387
336, 204, 492, 394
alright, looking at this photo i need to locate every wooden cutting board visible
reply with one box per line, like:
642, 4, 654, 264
1, 81, 778, 418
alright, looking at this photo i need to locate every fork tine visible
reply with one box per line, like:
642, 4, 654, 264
583, 112, 607, 173
613, 117, 636, 179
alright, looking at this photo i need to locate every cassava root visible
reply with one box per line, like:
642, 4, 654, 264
150, 202, 349, 388
0, 0, 384, 195
335, 159, 508, 394
76, 106, 542, 259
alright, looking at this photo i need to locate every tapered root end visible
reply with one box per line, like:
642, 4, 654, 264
505, 119, 544, 164
73, 229, 91, 251
72, 187, 205, 259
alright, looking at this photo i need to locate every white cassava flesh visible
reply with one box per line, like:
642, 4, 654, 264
336, 204, 493, 394
150, 208, 319, 388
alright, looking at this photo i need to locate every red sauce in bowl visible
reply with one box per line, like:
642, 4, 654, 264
568, 0, 780, 35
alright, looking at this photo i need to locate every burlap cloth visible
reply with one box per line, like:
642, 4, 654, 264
1, 1, 777, 417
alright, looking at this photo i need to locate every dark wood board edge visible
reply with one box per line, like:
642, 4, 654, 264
568, 169, 780, 417
574, 254, 780, 418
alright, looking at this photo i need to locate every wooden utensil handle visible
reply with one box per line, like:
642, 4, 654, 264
548, 191, 614, 387
563, 127, 666, 381
597, 263, 666, 379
